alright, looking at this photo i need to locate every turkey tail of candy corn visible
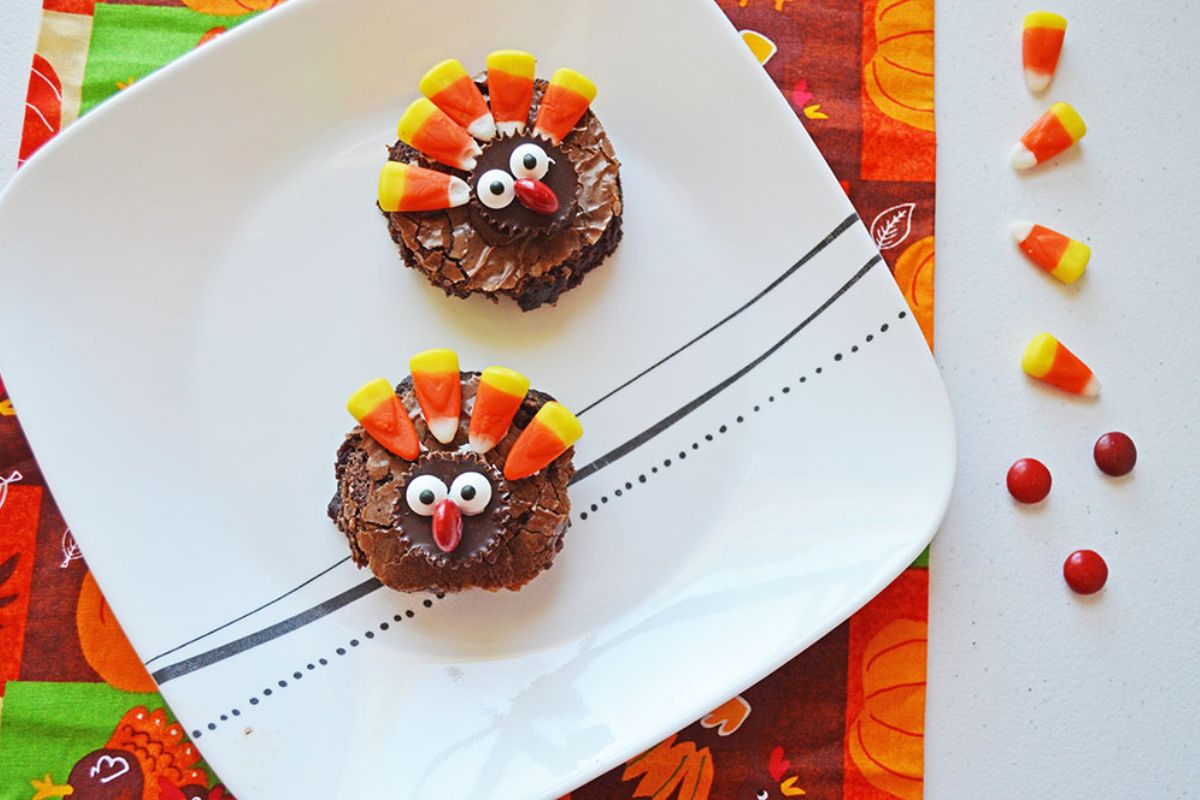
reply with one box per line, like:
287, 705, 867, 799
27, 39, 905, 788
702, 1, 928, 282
410, 349, 462, 444
1022, 12, 1067, 92
487, 50, 536, 136
1011, 221, 1090, 283
378, 161, 470, 212
348, 379, 420, 460
533, 68, 596, 145
503, 402, 582, 480
397, 98, 482, 171
1011, 101, 1086, 169
469, 366, 530, 454
420, 58, 496, 141
1021, 333, 1099, 396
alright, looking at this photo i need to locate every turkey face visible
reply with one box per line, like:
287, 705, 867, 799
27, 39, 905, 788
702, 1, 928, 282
469, 135, 579, 238
396, 450, 508, 565
67, 749, 143, 800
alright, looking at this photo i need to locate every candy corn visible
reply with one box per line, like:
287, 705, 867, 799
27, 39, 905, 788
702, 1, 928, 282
397, 98, 482, 171
410, 349, 461, 444
533, 68, 596, 145
378, 161, 470, 212
487, 50, 536, 136
347, 379, 420, 460
468, 366, 530, 454
1011, 221, 1090, 283
420, 58, 496, 141
1021, 333, 1099, 396
1022, 12, 1067, 92
504, 401, 582, 480
1011, 101, 1086, 169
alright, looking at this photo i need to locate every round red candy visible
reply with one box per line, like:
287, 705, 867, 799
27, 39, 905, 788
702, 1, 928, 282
1063, 549, 1108, 594
1094, 431, 1137, 477
1007, 458, 1052, 503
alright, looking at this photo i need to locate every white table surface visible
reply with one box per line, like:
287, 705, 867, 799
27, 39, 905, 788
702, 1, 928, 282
1, 1, 1196, 797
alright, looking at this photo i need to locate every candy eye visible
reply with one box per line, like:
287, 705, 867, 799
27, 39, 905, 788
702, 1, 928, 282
509, 143, 552, 180
476, 169, 515, 209
405, 474, 448, 516
449, 471, 493, 516
756, 792, 769, 800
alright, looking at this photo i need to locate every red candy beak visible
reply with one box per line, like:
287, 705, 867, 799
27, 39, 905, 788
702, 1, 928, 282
431, 499, 462, 553
513, 178, 559, 215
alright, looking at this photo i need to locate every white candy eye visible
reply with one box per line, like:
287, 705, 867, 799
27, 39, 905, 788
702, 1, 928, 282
449, 471, 493, 516
476, 169, 515, 209
509, 143, 552, 180
757, 792, 769, 800
405, 474, 448, 516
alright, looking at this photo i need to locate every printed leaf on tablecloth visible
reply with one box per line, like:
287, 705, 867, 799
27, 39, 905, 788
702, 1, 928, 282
870, 202, 916, 250
623, 735, 714, 799
19, 55, 61, 166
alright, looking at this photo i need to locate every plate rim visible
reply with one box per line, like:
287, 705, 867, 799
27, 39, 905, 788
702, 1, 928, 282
0, 0, 957, 795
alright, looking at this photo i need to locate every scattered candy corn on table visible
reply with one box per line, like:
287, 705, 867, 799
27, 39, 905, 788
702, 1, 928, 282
1, 1, 1199, 798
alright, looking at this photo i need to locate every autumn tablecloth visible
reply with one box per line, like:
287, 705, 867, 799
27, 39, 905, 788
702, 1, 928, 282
0, 0, 936, 797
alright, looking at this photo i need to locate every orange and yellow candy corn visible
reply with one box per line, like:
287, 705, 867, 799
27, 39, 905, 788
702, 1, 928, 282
410, 349, 461, 444
469, 366, 530, 454
397, 98, 482, 171
1011, 101, 1086, 169
504, 401, 582, 480
1022, 12, 1066, 93
1022, 333, 1099, 396
347, 379, 420, 460
420, 58, 496, 141
487, 50, 536, 136
533, 68, 596, 145
1011, 221, 1090, 284
378, 161, 470, 212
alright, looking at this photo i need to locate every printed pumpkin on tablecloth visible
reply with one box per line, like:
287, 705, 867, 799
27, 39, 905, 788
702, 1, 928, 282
863, 0, 935, 132
847, 618, 927, 800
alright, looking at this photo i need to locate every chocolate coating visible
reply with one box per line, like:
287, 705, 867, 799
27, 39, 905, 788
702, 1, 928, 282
383, 77, 622, 310
394, 450, 509, 567
471, 134, 579, 238
329, 372, 574, 593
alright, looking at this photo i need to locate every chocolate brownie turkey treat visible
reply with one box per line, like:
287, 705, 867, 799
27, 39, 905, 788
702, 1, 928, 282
377, 51, 623, 310
329, 349, 583, 593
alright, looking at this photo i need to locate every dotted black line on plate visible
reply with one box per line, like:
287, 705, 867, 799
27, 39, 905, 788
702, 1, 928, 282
576, 311, 908, 522
190, 592, 447, 739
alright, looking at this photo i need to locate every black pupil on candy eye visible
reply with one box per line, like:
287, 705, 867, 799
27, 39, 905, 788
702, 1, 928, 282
418, 489, 435, 505
523, 154, 537, 169
489, 180, 505, 195
460, 485, 477, 501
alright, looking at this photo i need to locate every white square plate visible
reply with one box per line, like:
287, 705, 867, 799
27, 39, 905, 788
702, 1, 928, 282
0, 0, 955, 796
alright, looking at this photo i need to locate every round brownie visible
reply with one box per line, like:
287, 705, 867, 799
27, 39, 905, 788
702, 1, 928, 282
328, 372, 574, 593
382, 78, 623, 311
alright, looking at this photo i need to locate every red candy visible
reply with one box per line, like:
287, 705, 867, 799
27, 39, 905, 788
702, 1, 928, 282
1007, 458, 1052, 503
432, 499, 462, 553
1063, 549, 1108, 594
513, 178, 559, 215
1094, 431, 1137, 477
